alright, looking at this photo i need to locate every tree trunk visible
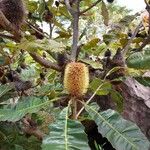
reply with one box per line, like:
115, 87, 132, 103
121, 77, 150, 140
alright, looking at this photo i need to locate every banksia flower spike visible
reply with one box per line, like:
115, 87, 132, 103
64, 62, 89, 97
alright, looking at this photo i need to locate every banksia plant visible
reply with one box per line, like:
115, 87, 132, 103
64, 62, 89, 97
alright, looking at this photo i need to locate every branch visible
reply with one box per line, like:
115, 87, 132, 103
138, 34, 150, 51
22, 117, 45, 141
49, 23, 54, 39
76, 83, 104, 118
26, 21, 49, 39
145, 0, 150, 34
144, 0, 149, 7
122, 22, 142, 56
64, 0, 75, 15
80, 0, 102, 15
66, 0, 80, 61
71, 12, 79, 61
29, 52, 62, 72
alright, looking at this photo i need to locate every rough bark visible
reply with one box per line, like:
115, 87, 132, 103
121, 77, 150, 140
96, 77, 150, 140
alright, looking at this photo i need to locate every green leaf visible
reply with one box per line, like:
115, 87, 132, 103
36, 84, 54, 96
105, 66, 124, 79
20, 66, 37, 81
134, 76, 150, 87
81, 59, 102, 69
19, 39, 65, 53
0, 84, 13, 98
85, 103, 150, 150
0, 96, 59, 122
42, 107, 90, 150
55, 31, 72, 39
119, 15, 135, 26
127, 49, 150, 69
101, 1, 109, 26
110, 90, 123, 113
83, 38, 100, 50
103, 34, 116, 45
0, 56, 11, 66
90, 78, 112, 95
0, 56, 6, 66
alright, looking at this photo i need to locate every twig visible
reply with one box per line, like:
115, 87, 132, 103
138, 34, 150, 51
76, 83, 104, 118
22, 117, 45, 140
49, 23, 55, 39
29, 52, 62, 72
80, 0, 102, 15
145, 0, 150, 34
144, 0, 149, 7
26, 21, 49, 39
122, 22, 142, 56
65, 0, 80, 61
71, 97, 77, 119
64, 0, 75, 15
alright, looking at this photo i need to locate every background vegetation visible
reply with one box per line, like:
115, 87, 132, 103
0, 0, 150, 149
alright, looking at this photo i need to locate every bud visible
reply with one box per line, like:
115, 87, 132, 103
64, 62, 89, 97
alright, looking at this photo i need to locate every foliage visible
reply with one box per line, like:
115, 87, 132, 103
127, 48, 150, 69
0, 0, 150, 149
42, 106, 90, 150
85, 103, 150, 150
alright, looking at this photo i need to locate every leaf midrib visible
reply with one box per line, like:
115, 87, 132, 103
0, 98, 59, 120
85, 104, 138, 150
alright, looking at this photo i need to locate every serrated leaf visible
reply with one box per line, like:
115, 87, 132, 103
101, 1, 109, 26
42, 107, 90, 150
18, 39, 65, 53
85, 103, 150, 150
127, 49, 150, 69
119, 15, 135, 26
0, 96, 59, 122
83, 38, 100, 50
53, 19, 67, 32
36, 84, 54, 96
55, 31, 72, 39
0, 84, 13, 98
134, 76, 150, 87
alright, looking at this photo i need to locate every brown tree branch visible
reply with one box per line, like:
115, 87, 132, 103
138, 34, 150, 51
26, 21, 49, 39
122, 22, 142, 56
22, 117, 45, 141
80, 0, 102, 15
65, 0, 80, 61
145, 1, 150, 34
71, 11, 79, 61
144, 0, 149, 7
29, 52, 62, 72
64, 0, 75, 15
